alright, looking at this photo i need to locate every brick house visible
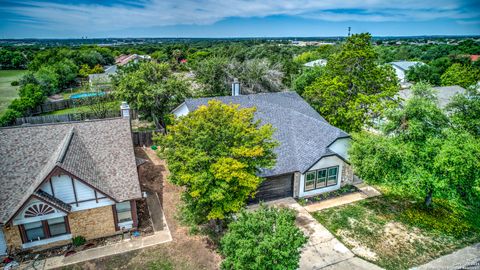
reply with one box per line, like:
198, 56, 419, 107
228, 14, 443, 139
0, 118, 141, 255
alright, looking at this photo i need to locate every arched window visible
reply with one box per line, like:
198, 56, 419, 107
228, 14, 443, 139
24, 203, 55, 218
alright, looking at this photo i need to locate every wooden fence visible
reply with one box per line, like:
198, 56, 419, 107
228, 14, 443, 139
15, 110, 121, 125
132, 130, 163, 147
29, 99, 76, 115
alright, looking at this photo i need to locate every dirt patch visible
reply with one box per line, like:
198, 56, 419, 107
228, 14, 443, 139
68, 148, 221, 270
136, 198, 154, 234
337, 229, 379, 261
376, 222, 432, 258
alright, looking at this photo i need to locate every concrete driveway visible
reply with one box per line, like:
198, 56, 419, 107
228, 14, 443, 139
252, 198, 383, 270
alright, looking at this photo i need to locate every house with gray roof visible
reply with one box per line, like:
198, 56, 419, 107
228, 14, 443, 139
389, 61, 424, 85
0, 117, 141, 254
88, 65, 117, 91
172, 91, 354, 202
304, 59, 327, 68
399, 85, 466, 109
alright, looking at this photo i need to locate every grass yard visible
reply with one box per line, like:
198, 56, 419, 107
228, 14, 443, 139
313, 195, 480, 270
43, 101, 120, 115
0, 70, 26, 114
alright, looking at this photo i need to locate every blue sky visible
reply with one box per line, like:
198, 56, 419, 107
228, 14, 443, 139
1, 0, 479, 38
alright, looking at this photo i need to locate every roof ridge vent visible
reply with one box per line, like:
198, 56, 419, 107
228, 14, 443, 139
57, 127, 75, 164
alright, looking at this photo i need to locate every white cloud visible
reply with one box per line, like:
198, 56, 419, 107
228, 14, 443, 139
3, 0, 478, 33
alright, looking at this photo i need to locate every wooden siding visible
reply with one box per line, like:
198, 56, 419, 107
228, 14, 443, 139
74, 180, 96, 201
51, 175, 75, 203
251, 173, 294, 203
38, 174, 114, 212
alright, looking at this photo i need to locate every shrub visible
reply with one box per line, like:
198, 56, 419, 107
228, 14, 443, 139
399, 200, 475, 237
220, 205, 307, 270
72, 235, 86, 247
0, 109, 21, 127
10, 80, 19, 86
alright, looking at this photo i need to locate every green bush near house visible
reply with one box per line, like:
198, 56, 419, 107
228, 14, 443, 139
220, 205, 307, 270
72, 235, 86, 247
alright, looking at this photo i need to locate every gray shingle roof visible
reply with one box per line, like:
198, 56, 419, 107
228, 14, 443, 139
0, 118, 141, 224
398, 85, 466, 108
390, 61, 424, 71
304, 59, 327, 67
183, 92, 349, 177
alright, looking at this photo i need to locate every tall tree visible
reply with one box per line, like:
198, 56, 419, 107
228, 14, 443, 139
350, 83, 480, 207
303, 33, 399, 132
156, 100, 277, 226
192, 56, 230, 96
114, 62, 191, 128
229, 58, 285, 94
292, 66, 324, 96
441, 63, 480, 88
447, 87, 480, 137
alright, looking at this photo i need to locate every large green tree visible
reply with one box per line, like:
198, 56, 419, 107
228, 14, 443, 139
156, 100, 277, 225
292, 66, 324, 96
447, 87, 480, 137
220, 206, 307, 270
350, 83, 480, 207
192, 56, 230, 96
303, 33, 399, 132
441, 63, 480, 88
229, 58, 285, 94
114, 62, 191, 128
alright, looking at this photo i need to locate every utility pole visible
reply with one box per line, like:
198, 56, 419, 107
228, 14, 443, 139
348, 27, 351, 37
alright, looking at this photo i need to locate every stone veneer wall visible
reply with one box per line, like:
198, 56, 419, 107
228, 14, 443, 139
341, 162, 354, 186
3, 225, 22, 251
69, 205, 116, 240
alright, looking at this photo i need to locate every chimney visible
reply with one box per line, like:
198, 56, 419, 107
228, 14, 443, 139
120, 101, 130, 119
232, 78, 241, 96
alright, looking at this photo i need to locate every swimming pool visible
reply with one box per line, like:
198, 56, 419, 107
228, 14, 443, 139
70, 92, 106, 99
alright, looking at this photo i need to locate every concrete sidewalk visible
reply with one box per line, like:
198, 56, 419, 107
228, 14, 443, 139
304, 185, 381, 213
252, 198, 383, 270
412, 242, 480, 270
42, 211, 172, 270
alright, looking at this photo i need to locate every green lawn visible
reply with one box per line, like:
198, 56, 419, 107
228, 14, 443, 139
43, 101, 120, 115
313, 195, 480, 270
0, 70, 26, 114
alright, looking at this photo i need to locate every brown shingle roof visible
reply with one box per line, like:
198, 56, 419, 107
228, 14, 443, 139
0, 118, 141, 224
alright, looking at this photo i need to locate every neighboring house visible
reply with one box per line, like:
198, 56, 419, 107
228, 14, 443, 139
172, 91, 353, 202
398, 85, 466, 109
88, 65, 117, 91
0, 116, 141, 254
304, 59, 327, 67
115, 54, 151, 66
389, 61, 424, 84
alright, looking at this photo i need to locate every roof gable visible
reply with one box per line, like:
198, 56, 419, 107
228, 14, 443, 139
0, 118, 141, 224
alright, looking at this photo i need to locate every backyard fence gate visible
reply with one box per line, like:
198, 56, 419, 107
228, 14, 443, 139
132, 130, 163, 147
